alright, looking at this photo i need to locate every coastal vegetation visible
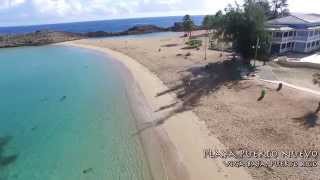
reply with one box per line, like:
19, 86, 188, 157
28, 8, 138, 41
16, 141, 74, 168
203, 0, 272, 64
270, 0, 290, 18
185, 39, 202, 49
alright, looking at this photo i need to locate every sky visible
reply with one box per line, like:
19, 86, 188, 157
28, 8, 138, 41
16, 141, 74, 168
0, 0, 319, 27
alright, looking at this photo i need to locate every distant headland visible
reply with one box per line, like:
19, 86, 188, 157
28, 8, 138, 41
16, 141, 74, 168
0, 22, 203, 48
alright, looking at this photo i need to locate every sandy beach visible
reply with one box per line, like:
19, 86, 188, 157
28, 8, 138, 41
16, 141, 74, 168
62, 32, 320, 179
62, 38, 252, 179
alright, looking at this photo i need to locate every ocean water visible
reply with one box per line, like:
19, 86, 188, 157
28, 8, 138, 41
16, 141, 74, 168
0, 45, 152, 180
0, 16, 204, 35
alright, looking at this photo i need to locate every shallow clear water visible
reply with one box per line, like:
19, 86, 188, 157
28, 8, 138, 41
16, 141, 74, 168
0, 45, 152, 180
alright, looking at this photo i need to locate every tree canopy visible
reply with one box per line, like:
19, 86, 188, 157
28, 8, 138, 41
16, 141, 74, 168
255, 0, 273, 19
202, 10, 224, 30
182, 15, 194, 36
271, 0, 289, 18
225, 0, 271, 62
202, 0, 271, 63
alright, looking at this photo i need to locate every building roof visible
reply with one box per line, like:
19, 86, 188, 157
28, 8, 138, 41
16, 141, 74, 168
308, 26, 320, 30
267, 13, 320, 25
293, 13, 320, 23
266, 26, 294, 31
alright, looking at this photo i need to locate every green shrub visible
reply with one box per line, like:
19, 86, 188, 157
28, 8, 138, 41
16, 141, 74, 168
257, 89, 266, 101
185, 39, 202, 49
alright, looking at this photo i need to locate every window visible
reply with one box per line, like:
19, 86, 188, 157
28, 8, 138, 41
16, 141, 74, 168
286, 43, 290, 48
317, 41, 320, 46
289, 31, 293, 36
307, 43, 311, 48
310, 31, 314, 37
284, 32, 288, 37
312, 41, 316, 47
281, 44, 286, 49
275, 32, 282, 38
297, 31, 308, 36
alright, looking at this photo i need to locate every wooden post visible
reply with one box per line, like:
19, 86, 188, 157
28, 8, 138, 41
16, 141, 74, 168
254, 37, 260, 68
315, 102, 320, 114
204, 30, 208, 60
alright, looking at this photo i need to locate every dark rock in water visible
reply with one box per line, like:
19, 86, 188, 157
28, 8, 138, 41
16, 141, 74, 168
31, 126, 37, 131
0, 136, 11, 147
0, 155, 18, 167
40, 97, 49, 102
82, 168, 93, 174
60, 96, 67, 102
0, 136, 18, 168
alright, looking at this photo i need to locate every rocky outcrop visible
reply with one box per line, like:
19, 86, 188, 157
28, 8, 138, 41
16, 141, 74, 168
84, 24, 204, 38
0, 23, 205, 48
85, 31, 121, 37
0, 30, 83, 48
126, 25, 167, 34
85, 25, 168, 37
168, 22, 184, 32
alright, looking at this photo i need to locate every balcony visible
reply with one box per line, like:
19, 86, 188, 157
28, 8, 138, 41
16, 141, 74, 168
272, 36, 294, 43
308, 35, 320, 41
295, 36, 308, 41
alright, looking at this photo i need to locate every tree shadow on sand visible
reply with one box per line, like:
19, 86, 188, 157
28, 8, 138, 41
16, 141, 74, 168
133, 58, 251, 136
0, 136, 18, 170
293, 112, 319, 129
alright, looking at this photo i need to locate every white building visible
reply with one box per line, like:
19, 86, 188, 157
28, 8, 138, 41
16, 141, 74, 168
267, 13, 320, 54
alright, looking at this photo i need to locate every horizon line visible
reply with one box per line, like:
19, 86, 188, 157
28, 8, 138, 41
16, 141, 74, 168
0, 14, 206, 28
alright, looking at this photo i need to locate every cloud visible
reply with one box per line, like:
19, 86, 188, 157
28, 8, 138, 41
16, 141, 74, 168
31, 0, 78, 16
29, 0, 218, 17
289, 0, 320, 13
29, 0, 160, 16
0, 0, 25, 9
0, 0, 242, 26
1, 0, 320, 26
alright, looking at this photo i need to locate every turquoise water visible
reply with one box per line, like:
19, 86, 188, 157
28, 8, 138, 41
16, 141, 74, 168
0, 46, 152, 180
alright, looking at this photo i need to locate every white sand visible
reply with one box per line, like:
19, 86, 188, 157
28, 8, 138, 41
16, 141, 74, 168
61, 40, 252, 180
301, 53, 320, 64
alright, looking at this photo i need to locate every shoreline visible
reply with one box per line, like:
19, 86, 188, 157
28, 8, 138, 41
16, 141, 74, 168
109, 49, 188, 180
61, 40, 252, 180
